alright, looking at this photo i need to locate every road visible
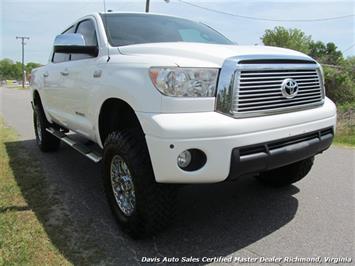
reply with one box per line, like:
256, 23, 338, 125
0, 87, 354, 265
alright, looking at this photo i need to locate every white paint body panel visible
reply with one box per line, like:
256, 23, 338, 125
119, 42, 312, 67
30, 12, 337, 183
139, 98, 336, 183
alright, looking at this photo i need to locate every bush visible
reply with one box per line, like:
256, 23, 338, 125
323, 65, 355, 105
335, 107, 355, 146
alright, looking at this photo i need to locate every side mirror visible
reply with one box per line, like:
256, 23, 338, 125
53, 33, 98, 57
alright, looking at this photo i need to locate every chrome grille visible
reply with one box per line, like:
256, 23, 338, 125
234, 69, 324, 113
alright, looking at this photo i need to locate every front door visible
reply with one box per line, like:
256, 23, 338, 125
57, 18, 100, 138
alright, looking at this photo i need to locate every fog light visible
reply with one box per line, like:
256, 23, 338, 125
177, 150, 192, 168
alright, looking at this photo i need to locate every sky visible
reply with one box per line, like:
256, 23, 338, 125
1, 0, 354, 64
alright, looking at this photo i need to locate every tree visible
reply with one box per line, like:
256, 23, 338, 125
0, 59, 41, 80
0, 59, 23, 80
261, 27, 354, 105
261, 26, 343, 64
261, 26, 312, 54
26, 62, 42, 75
323, 65, 354, 104
342, 56, 355, 80
0, 59, 16, 80
14, 62, 23, 80
309, 41, 343, 65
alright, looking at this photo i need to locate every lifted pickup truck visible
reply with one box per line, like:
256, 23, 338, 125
31, 12, 336, 238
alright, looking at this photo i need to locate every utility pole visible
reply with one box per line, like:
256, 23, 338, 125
16, 36, 30, 88
145, 0, 150, 12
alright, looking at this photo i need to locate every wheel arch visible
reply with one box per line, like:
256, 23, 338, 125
32, 89, 42, 107
98, 98, 145, 145
32, 89, 54, 125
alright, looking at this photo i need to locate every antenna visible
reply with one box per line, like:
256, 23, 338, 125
103, 0, 110, 62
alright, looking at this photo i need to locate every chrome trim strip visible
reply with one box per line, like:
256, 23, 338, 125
240, 78, 319, 84
215, 58, 238, 115
240, 74, 318, 80
237, 95, 322, 106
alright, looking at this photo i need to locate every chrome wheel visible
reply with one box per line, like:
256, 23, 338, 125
35, 112, 42, 144
110, 155, 136, 216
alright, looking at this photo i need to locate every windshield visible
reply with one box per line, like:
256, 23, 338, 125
101, 13, 233, 46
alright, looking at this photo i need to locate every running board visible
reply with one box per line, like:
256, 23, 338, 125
46, 127, 102, 163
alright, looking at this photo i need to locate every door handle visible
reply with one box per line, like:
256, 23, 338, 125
93, 69, 102, 78
43, 72, 49, 77
60, 70, 69, 76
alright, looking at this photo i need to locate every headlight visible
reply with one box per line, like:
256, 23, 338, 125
149, 67, 218, 97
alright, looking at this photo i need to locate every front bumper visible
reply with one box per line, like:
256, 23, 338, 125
137, 97, 336, 183
229, 127, 333, 179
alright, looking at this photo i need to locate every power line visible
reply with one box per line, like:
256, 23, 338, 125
342, 43, 355, 54
176, 0, 355, 22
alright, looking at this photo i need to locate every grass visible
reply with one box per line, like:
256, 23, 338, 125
0, 85, 29, 90
334, 105, 355, 147
0, 118, 70, 265
0, 118, 104, 265
334, 124, 355, 147
334, 136, 355, 147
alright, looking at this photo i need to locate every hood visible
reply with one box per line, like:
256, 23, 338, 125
118, 42, 314, 67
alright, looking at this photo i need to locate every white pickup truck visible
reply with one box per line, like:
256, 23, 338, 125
31, 12, 336, 238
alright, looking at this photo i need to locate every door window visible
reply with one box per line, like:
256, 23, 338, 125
71, 19, 98, 61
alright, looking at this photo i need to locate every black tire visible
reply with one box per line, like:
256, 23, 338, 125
256, 157, 314, 187
103, 129, 177, 239
33, 105, 61, 152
